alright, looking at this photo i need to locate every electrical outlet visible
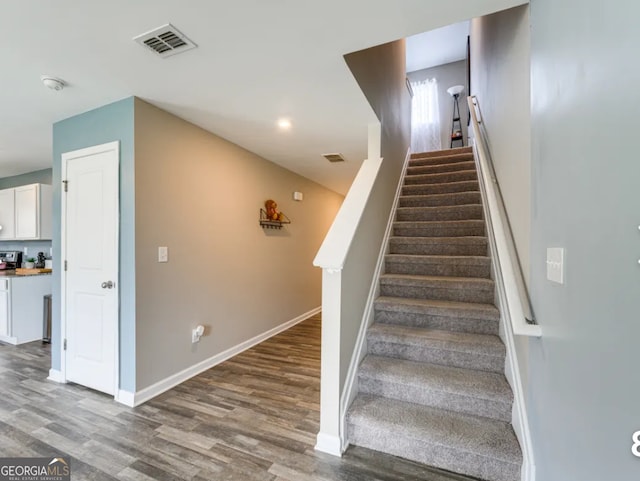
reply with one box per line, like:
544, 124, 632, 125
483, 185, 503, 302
158, 246, 168, 263
192, 325, 205, 343
23, 247, 28, 255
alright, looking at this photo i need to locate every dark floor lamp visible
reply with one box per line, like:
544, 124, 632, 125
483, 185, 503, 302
447, 85, 465, 148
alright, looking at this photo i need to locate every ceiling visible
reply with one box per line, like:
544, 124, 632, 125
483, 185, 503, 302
406, 21, 470, 73
0, 0, 526, 194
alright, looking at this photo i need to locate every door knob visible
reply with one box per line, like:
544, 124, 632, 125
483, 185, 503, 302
101, 280, 114, 289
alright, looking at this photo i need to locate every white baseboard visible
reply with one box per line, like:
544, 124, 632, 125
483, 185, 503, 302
338, 147, 412, 450
315, 432, 342, 457
129, 307, 321, 407
47, 369, 65, 383
499, 272, 536, 481
115, 389, 136, 407
0, 334, 18, 345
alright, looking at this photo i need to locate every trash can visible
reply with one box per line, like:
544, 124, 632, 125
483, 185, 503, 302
43, 294, 52, 343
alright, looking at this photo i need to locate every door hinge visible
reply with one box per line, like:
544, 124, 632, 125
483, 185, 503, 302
64, 260, 67, 271
63, 180, 68, 192
63, 339, 67, 350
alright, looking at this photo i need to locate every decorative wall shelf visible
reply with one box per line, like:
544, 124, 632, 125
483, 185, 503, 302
259, 209, 291, 229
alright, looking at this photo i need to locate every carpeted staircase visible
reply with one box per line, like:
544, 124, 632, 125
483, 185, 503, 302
347, 146, 522, 481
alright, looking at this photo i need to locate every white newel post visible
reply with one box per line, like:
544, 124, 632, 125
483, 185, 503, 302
315, 268, 343, 455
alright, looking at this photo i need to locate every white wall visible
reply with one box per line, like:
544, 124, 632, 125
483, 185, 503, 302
134, 99, 343, 390
408, 60, 469, 149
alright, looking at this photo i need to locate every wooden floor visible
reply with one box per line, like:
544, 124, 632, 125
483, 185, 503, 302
0, 315, 476, 481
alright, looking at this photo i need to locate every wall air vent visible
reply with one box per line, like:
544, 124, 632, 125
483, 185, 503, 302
322, 153, 346, 163
133, 24, 197, 58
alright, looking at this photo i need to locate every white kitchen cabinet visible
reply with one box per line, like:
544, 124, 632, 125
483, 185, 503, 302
0, 286, 8, 337
0, 189, 15, 240
0, 184, 52, 240
0, 274, 52, 345
15, 184, 52, 239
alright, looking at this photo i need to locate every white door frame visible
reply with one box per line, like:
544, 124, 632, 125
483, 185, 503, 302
60, 141, 120, 398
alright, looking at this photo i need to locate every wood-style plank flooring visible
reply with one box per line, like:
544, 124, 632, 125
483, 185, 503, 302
0, 314, 477, 480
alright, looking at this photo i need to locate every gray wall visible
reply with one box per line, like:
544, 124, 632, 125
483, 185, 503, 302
52, 97, 137, 392
470, 5, 532, 393
408, 60, 469, 149
134, 99, 343, 390
528, 0, 640, 479
341, 40, 411, 387
470, 6, 531, 281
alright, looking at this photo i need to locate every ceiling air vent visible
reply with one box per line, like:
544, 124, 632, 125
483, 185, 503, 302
133, 24, 197, 58
322, 153, 346, 163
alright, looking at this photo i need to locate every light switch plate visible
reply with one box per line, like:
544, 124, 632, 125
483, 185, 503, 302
546, 247, 564, 284
158, 246, 168, 263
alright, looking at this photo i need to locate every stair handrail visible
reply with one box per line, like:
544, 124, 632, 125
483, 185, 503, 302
467, 95, 541, 337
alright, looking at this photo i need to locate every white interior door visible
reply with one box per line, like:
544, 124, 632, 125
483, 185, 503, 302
62, 142, 119, 396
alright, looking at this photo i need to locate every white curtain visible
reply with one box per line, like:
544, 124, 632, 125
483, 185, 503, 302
410, 78, 441, 153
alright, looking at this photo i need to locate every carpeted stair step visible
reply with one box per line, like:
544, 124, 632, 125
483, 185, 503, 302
347, 394, 521, 481
406, 160, 476, 176
402, 180, 479, 196
410, 146, 473, 160
379, 274, 495, 304
404, 170, 477, 186
374, 296, 499, 335
396, 205, 483, 222
385, 254, 491, 278
367, 323, 506, 373
393, 220, 485, 238
358, 355, 513, 422
389, 236, 488, 256
399, 192, 482, 208
409, 154, 475, 169
409, 153, 475, 168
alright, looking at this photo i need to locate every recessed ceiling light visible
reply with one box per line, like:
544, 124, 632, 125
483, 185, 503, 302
277, 118, 292, 130
41, 76, 66, 91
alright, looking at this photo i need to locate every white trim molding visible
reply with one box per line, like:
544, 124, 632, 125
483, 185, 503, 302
115, 389, 136, 407
0, 334, 18, 345
499, 283, 537, 481
47, 369, 66, 383
315, 432, 342, 457
121, 307, 320, 407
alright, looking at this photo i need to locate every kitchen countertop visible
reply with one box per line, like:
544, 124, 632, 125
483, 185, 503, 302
0, 270, 52, 278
